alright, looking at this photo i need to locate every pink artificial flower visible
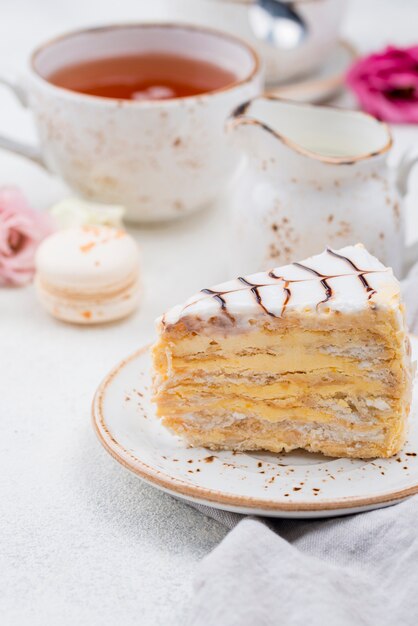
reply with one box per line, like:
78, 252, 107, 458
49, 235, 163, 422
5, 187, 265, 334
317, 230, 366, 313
346, 45, 418, 123
0, 187, 52, 286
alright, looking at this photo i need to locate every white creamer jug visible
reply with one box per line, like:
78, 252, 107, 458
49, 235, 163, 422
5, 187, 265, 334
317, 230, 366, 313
226, 96, 418, 276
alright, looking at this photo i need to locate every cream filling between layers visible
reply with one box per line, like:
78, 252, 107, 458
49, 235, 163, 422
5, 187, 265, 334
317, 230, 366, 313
166, 330, 396, 359
158, 399, 401, 430
158, 379, 388, 399
157, 392, 394, 418
167, 352, 395, 377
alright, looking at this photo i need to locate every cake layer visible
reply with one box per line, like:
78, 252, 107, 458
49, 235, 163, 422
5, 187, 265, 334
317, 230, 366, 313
165, 418, 405, 458
157, 392, 396, 421
164, 352, 394, 376
157, 396, 402, 433
163, 415, 407, 459
158, 378, 389, 400
164, 328, 397, 357
157, 370, 396, 392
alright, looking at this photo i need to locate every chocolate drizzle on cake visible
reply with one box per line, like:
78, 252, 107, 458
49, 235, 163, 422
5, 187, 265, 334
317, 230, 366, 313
293, 261, 333, 307
238, 277, 277, 317
281, 282, 291, 317
201, 288, 228, 311
327, 248, 377, 299
164, 247, 392, 326
201, 288, 236, 323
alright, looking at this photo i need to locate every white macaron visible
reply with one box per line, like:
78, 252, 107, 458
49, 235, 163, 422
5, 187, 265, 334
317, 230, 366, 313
35, 225, 141, 324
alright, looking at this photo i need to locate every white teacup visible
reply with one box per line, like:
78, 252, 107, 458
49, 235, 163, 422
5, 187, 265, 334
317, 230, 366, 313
0, 23, 262, 223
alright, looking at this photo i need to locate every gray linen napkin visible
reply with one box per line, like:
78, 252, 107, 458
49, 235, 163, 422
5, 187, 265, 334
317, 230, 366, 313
186, 273, 418, 626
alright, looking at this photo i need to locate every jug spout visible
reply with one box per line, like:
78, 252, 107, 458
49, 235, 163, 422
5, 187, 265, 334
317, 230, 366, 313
226, 95, 393, 170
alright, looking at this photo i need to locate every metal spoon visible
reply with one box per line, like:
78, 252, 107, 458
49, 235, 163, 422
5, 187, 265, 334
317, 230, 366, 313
248, 0, 307, 49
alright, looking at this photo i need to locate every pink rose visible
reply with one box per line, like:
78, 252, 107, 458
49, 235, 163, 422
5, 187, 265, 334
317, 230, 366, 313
346, 45, 418, 123
0, 187, 52, 286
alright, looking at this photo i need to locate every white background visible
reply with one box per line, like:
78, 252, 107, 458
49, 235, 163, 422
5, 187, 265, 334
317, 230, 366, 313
1, 1, 418, 625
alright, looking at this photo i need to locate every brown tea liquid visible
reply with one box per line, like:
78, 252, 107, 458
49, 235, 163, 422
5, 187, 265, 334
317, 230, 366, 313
47, 53, 237, 100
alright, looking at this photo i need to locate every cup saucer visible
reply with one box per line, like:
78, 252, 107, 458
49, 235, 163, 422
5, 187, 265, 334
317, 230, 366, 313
267, 40, 357, 103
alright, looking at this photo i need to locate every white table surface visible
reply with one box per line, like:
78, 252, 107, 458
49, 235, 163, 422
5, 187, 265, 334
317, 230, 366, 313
1, 1, 418, 624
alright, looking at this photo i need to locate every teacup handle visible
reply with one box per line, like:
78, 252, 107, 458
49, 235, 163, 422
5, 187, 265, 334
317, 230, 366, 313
396, 150, 418, 273
0, 71, 46, 168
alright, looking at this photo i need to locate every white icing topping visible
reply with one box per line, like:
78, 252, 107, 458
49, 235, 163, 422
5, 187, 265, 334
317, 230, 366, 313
162, 245, 401, 326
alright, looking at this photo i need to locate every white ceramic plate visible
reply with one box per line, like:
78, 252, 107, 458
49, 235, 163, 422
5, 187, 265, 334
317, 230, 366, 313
267, 40, 357, 103
92, 337, 418, 519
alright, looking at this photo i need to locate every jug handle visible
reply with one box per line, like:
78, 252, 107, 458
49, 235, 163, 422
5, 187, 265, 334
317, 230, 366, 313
396, 150, 418, 273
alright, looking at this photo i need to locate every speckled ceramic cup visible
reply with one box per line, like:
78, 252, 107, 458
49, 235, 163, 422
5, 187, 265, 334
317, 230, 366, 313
0, 23, 262, 222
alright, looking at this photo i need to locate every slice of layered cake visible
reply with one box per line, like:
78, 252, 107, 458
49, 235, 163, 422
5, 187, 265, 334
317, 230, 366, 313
152, 245, 413, 458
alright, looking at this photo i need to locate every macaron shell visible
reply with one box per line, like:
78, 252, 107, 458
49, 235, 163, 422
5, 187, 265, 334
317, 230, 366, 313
35, 274, 141, 324
35, 225, 140, 290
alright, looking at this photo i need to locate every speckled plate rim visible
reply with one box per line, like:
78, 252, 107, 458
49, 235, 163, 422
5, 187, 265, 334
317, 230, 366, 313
92, 341, 418, 513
